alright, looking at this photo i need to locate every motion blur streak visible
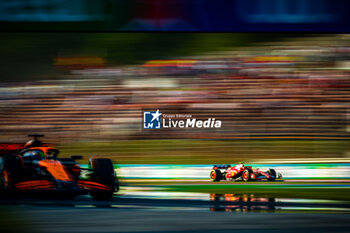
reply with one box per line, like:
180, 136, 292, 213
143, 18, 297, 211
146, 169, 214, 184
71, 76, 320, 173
1, 34, 350, 163
116, 163, 350, 179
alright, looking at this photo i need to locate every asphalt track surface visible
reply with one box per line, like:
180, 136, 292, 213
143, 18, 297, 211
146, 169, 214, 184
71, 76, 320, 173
1, 181, 350, 233
5, 206, 350, 233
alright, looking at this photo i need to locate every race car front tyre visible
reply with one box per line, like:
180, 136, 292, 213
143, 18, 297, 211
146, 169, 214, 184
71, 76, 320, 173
242, 168, 252, 181
277, 172, 283, 179
267, 169, 276, 181
89, 158, 117, 200
210, 169, 222, 182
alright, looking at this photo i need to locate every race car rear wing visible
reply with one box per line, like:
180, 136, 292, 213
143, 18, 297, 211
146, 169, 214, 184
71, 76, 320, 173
213, 164, 231, 169
0, 143, 50, 155
0, 143, 25, 155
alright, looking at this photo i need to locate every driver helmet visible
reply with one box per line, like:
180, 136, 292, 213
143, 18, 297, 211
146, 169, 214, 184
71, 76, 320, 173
23, 150, 45, 160
32, 150, 45, 159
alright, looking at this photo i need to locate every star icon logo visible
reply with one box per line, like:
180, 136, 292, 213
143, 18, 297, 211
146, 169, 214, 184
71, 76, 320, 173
143, 109, 162, 129
150, 109, 162, 122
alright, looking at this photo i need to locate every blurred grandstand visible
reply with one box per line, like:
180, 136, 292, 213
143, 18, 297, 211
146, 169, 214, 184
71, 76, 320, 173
1, 34, 350, 162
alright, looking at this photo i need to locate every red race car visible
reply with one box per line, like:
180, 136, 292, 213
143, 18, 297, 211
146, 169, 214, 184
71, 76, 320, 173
0, 134, 119, 200
210, 163, 282, 182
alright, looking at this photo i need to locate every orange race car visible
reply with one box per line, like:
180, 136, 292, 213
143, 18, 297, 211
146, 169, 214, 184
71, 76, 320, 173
0, 134, 119, 200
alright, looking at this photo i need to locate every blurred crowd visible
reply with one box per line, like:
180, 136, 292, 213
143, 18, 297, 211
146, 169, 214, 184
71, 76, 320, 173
1, 34, 350, 143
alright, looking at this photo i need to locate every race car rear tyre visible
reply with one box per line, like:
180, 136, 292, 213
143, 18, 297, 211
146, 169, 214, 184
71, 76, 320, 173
89, 158, 117, 200
0, 155, 22, 191
210, 169, 222, 182
242, 168, 252, 182
267, 169, 276, 181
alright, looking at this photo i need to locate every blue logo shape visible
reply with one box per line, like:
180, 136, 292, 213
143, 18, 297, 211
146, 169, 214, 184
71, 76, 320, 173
143, 109, 162, 129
